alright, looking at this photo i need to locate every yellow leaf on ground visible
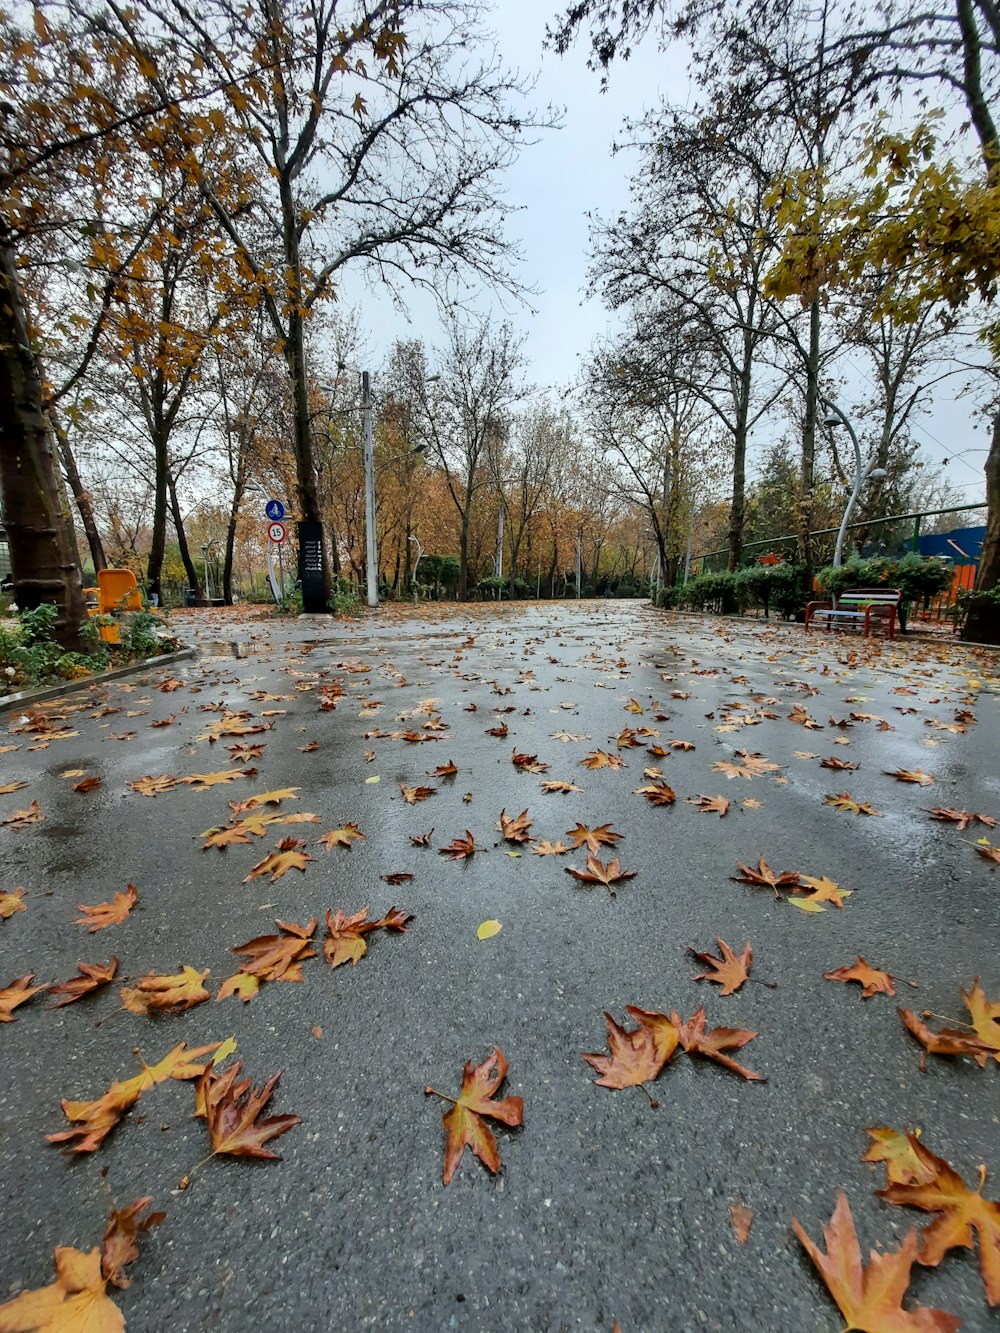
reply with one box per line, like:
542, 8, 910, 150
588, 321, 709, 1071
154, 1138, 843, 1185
477, 920, 502, 941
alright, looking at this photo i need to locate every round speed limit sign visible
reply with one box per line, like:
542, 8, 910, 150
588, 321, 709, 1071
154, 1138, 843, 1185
268, 521, 287, 544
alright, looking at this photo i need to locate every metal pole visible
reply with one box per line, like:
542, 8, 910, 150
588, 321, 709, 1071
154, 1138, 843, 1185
575, 524, 582, 599
277, 543, 284, 606
363, 370, 377, 608
497, 506, 504, 583
536, 562, 540, 599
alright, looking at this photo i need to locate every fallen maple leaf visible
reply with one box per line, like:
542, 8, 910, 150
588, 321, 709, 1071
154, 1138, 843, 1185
564, 855, 637, 896
1, 799, 43, 828
230, 918, 317, 982
886, 768, 935, 786
565, 822, 623, 854
688, 794, 730, 816
0, 780, 27, 794
0, 887, 27, 919
733, 857, 802, 897
199, 1060, 301, 1161
789, 703, 824, 729
669, 740, 696, 751
0, 1245, 126, 1332
688, 940, 753, 995
410, 829, 434, 846
497, 808, 534, 843
863, 1128, 937, 1187
793, 1192, 959, 1333
486, 722, 508, 738
75, 884, 138, 932
791, 874, 852, 911
121, 965, 211, 1015
101, 1196, 164, 1289
215, 972, 260, 1003
634, 779, 676, 805
582, 1007, 679, 1101
927, 807, 996, 831
425, 1048, 523, 1185
400, 784, 436, 805
47, 959, 118, 1008
531, 839, 570, 856
439, 831, 478, 860
540, 779, 583, 795
427, 760, 458, 777
181, 768, 254, 791
129, 774, 177, 797
672, 1008, 763, 1080
318, 823, 365, 850
580, 749, 625, 770
512, 749, 549, 773
873, 1130, 1000, 1306
825, 957, 899, 999
826, 791, 881, 816
243, 837, 314, 883
322, 906, 412, 969
49, 1041, 224, 1153
820, 756, 859, 771
73, 777, 102, 793
0, 973, 46, 1022
229, 787, 300, 815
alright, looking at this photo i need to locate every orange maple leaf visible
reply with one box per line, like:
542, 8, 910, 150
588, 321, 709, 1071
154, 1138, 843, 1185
75, 884, 138, 932
425, 1048, 524, 1185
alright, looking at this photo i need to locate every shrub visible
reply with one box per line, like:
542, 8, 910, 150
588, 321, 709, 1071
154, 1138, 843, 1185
816, 554, 953, 629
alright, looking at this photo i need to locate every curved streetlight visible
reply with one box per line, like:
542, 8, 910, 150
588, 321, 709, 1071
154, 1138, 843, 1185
822, 399, 888, 567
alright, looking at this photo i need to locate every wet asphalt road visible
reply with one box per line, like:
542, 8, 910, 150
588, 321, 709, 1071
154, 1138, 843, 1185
1, 600, 999, 1332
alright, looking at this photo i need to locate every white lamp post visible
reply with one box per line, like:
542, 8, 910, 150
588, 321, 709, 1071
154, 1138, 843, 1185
823, 399, 888, 567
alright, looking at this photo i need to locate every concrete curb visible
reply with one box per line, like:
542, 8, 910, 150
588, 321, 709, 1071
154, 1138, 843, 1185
0, 647, 196, 715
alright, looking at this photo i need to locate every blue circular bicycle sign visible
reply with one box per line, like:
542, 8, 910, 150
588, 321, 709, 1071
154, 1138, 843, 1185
264, 498, 286, 521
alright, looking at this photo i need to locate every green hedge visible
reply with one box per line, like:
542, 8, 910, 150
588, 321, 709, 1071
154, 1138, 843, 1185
658, 564, 809, 618
815, 554, 952, 602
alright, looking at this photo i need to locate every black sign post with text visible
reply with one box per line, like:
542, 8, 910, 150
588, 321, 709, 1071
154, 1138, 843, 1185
298, 520, 327, 614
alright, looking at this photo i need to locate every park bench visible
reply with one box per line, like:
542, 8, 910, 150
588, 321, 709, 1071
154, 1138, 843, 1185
804, 588, 901, 640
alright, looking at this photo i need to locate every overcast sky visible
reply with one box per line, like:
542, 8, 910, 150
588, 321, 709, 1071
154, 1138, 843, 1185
333, 0, 989, 513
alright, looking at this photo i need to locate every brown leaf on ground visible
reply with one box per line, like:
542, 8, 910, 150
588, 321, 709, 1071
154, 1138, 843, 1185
75, 884, 138, 932
427, 760, 458, 777
48, 1041, 224, 1153
825, 957, 899, 999
425, 1048, 524, 1185
672, 1008, 764, 1080
669, 740, 696, 751
73, 777, 102, 793
227, 742, 265, 762
927, 807, 997, 831
634, 779, 676, 805
181, 768, 255, 791
898, 983, 1000, 1070
820, 756, 859, 771
400, 784, 436, 805
688, 794, 730, 816
0, 1245, 126, 1332
580, 749, 625, 770
0, 780, 27, 794
101, 1197, 164, 1289
0, 887, 27, 919
688, 940, 752, 995
886, 768, 935, 786
826, 791, 881, 816
565, 822, 623, 854
863, 1128, 937, 1187
121, 965, 211, 1015
439, 831, 479, 860
730, 1203, 754, 1244
486, 722, 508, 738
540, 779, 583, 795
0, 973, 47, 1022
215, 973, 260, 1003
512, 749, 549, 773
230, 918, 317, 983
531, 839, 570, 856
582, 1007, 679, 1095
1, 799, 43, 828
873, 1130, 1000, 1306
789, 704, 824, 729
410, 829, 435, 846
733, 857, 802, 897
229, 788, 300, 815
47, 959, 118, 1008
317, 823, 365, 850
199, 1060, 301, 1161
793, 1192, 959, 1333
791, 875, 852, 912
129, 775, 177, 797
243, 837, 314, 883
322, 906, 413, 969
977, 840, 1000, 865
497, 809, 534, 843
564, 855, 637, 896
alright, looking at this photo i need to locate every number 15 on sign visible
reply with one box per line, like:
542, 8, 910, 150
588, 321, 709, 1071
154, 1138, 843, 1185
267, 521, 287, 608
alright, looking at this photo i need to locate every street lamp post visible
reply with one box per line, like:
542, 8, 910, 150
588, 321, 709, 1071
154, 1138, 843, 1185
823, 399, 888, 567
408, 533, 424, 594
362, 371, 377, 609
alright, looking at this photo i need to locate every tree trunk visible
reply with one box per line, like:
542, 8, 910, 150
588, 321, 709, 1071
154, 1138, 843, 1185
458, 520, 470, 600
728, 422, 747, 572
167, 471, 201, 601
798, 297, 821, 570
51, 414, 106, 574
963, 403, 1000, 642
145, 417, 169, 602
0, 235, 87, 649
223, 455, 245, 605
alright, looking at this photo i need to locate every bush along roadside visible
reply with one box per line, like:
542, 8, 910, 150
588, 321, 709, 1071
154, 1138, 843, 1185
815, 554, 953, 631
0, 604, 180, 694
658, 564, 810, 620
